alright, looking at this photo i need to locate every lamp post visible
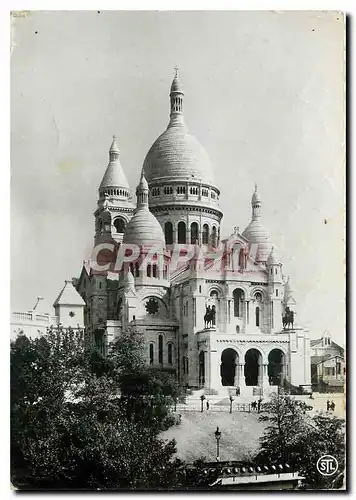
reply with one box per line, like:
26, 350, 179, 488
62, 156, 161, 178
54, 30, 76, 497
214, 426, 221, 462
229, 395, 234, 414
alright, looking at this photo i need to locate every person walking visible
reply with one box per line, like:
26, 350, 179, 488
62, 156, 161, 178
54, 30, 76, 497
206, 400, 210, 410
331, 400, 335, 412
327, 399, 330, 411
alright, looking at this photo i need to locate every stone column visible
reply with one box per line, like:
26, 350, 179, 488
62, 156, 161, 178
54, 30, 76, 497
238, 363, 246, 387
262, 363, 270, 387
233, 361, 239, 386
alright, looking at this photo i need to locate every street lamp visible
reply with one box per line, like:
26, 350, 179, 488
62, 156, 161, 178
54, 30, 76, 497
214, 426, 221, 462
229, 395, 234, 414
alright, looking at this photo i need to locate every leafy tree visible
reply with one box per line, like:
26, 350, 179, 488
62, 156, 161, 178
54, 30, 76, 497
11, 327, 185, 490
255, 393, 345, 490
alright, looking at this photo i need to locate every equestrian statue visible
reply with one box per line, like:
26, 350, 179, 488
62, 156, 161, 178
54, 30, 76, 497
282, 306, 295, 329
204, 305, 216, 328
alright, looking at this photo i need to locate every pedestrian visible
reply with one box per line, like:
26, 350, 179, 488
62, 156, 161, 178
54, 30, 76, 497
331, 401, 335, 412
206, 400, 210, 410
326, 399, 330, 411
257, 398, 262, 414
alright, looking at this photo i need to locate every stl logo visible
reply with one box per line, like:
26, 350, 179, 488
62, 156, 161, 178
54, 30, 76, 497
316, 455, 339, 476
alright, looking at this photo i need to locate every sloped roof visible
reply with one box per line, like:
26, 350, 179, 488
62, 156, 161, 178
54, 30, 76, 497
311, 354, 344, 365
53, 280, 86, 307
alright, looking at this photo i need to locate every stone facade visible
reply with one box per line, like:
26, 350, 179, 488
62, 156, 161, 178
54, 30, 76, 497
72, 69, 311, 395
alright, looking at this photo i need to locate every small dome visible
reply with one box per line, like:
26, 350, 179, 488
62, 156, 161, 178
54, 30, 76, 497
242, 220, 272, 262
123, 209, 165, 247
267, 247, 278, 266
99, 137, 130, 191
137, 172, 148, 191
170, 75, 184, 94
143, 126, 215, 185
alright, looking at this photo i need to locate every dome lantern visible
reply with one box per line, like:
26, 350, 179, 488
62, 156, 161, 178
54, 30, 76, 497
169, 66, 185, 127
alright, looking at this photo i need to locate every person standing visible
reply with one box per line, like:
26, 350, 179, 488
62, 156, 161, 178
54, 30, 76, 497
206, 400, 210, 410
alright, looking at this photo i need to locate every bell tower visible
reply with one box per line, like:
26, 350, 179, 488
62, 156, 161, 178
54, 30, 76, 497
94, 136, 135, 246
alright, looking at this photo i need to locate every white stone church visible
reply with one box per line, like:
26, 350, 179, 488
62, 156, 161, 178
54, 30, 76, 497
53, 70, 311, 396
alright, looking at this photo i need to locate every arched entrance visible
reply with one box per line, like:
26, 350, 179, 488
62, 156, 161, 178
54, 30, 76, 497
199, 351, 205, 387
244, 349, 262, 386
268, 349, 285, 386
220, 349, 238, 386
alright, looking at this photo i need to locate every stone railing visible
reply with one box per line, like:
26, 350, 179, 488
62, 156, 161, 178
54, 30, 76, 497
12, 312, 57, 325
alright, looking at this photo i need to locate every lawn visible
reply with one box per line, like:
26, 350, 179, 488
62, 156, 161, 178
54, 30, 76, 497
161, 411, 265, 463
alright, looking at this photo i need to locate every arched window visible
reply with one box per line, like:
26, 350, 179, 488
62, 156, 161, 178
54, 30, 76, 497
152, 264, 157, 278
168, 343, 173, 365
178, 221, 186, 244
135, 262, 140, 277
158, 335, 163, 365
211, 226, 217, 246
147, 264, 151, 277
165, 221, 173, 244
202, 224, 209, 245
239, 248, 245, 268
256, 306, 260, 327
114, 218, 126, 233
233, 289, 244, 317
149, 343, 154, 365
191, 222, 199, 244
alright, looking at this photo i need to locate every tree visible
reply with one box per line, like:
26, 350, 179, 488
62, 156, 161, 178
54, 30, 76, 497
108, 326, 186, 432
11, 327, 185, 490
255, 393, 345, 490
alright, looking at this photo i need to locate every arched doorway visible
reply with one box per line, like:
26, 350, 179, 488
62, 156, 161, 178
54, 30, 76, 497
199, 351, 205, 387
220, 349, 238, 386
245, 349, 262, 386
268, 349, 285, 386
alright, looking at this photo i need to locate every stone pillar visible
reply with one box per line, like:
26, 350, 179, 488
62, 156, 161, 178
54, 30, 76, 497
257, 359, 263, 386
238, 363, 246, 387
233, 361, 239, 386
262, 363, 269, 387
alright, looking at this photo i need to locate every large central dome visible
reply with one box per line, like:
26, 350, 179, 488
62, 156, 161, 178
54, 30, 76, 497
143, 69, 216, 187
143, 126, 215, 184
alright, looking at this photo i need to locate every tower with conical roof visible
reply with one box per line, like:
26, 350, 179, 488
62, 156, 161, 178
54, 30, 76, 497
142, 69, 223, 248
242, 185, 273, 264
94, 136, 135, 245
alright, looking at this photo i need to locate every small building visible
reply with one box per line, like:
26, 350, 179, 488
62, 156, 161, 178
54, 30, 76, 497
310, 331, 345, 392
186, 461, 304, 490
11, 280, 85, 340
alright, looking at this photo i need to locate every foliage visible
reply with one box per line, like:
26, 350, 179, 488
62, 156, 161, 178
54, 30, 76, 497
11, 326, 186, 490
255, 393, 345, 490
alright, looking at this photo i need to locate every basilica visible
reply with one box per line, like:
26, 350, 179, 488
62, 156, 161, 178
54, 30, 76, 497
56, 69, 311, 397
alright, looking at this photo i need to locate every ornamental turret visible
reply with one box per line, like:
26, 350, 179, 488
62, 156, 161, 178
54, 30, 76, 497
94, 137, 135, 245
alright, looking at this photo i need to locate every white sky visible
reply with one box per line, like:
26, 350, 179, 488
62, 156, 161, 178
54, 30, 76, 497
10, 10, 345, 343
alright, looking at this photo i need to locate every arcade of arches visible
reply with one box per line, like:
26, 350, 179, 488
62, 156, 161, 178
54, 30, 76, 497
213, 347, 286, 387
